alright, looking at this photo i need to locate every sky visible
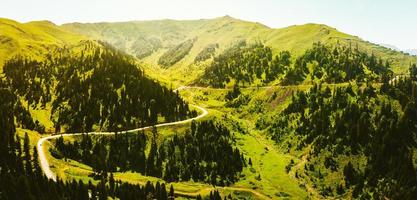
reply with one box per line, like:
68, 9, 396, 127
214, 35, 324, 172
1, 0, 417, 49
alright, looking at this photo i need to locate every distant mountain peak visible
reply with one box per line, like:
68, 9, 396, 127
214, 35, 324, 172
221, 15, 234, 19
380, 43, 400, 51
379, 43, 417, 56
26, 20, 57, 27
214, 15, 239, 22
405, 49, 417, 56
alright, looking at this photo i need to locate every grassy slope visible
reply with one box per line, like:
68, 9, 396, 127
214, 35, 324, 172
0, 18, 85, 71
2, 16, 414, 83
4, 16, 416, 199
179, 87, 310, 199
0, 18, 88, 131
266, 23, 417, 74
27, 85, 309, 199
62, 16, 417, 86
38, 117, 264, 199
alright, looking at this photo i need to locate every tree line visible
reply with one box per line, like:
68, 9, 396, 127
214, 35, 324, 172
194, 43, 218, 63
52, 120, 247, 186
282, 42, 392, 84
201, 41, 291, 87
0, 81, 176, 200
201, 41, 393, 88
268, 66, 417, 198
158, 38, 195, 67
3, 41, 196, 133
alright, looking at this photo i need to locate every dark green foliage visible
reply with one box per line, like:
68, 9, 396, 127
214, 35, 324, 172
282, 42, 393, 84
158, 38, 195, 67
410, 63, 417, 81
268, 74, 417, 198
0, 82, 18, 168
224, 85, 251, 108
3, 58, 53, 107
343, 162, 357, 186
169, 185, 174, 200
225, 94, 251, 108
14, 102, 45, 133
194, 43, 218, 62
196, 194, 202, 200
280, 57, 308, 85
132, 36, 162, 59
285, 159, 295, 173
162, 120, 246, 185
0, 81, 172, 200
107, 179, 170, 200
53, 120, 247, 186
202, 42, 289, 87
202, 42, 391, 87
225, 84, 241, 101
336, 183, 344, 195
274, 83, 374, 151
209, 190, 222, 200
4, 41, 196, 133
52, 44, 195, 132
265, 51, 291, 83
324, 156, 338, 171
0, 60, 46, 132
54, 132, 147, 175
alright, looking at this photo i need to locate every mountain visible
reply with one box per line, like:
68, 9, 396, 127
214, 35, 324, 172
1, 16, 416, 200
2, 40, 195, 132
62, 16, 417, 86
0, 16, 415, 86
380, 43, 417, 56
405, 49, 417, 56
0, 19, 199, 200
380, 43, 400, 51
0, 18, 86, 70
1, 16, 415, 84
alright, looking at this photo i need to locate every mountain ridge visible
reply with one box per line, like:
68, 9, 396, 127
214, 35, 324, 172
61, 16, 416, 85
405, 49, 417, 56
1, 16, 416, 85
0, 18, 86, 71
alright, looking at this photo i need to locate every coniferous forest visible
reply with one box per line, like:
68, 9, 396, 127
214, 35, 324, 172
0, 41, 196, 199
0, 81, 176, 200
201, 41, 291, 87
1, 13, 417, 200
201, 42, 393, 88
52, 120, 247, 186
268, 68, 417, 199
3, 41, 196, 133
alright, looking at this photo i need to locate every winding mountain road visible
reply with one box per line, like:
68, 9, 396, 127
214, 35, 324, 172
35, 82, 274, 199
36, 104, 208, 181
36, 102, 270, 199
39, 77, 409, 198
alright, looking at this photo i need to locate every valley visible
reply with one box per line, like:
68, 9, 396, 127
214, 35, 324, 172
0, 15, 416, 200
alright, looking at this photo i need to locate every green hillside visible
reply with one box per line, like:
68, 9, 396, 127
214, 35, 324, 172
62, 16, 417, 86
1, 16, 416, 199
2, 40, 195, 133
1, 16, 415, 85
0, 18, 85, 71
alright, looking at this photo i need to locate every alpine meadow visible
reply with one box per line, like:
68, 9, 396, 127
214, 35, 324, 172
1, 1, 417, 200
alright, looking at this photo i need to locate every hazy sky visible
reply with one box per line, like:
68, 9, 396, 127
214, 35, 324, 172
1, 0, 416, 49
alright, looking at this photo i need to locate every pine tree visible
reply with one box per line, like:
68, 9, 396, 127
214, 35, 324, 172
410, 63, 417, 81
32, 146, 41, 177
169, 185, 175, 200
109, 173, 115, 197
146, 140, 156, 176
98, 175, 108, 200
23, 132, 32, 175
